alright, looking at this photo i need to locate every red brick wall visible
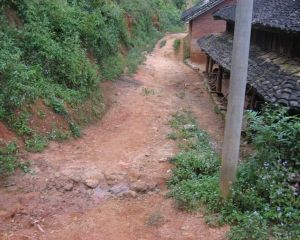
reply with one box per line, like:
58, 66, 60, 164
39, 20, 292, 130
189, 0, 235, 63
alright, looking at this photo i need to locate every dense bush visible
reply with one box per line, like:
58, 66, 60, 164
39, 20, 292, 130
168, 107, 300, 239
0, 0, 183, 117
0, 1, 183, 114
173, 0, 187, 9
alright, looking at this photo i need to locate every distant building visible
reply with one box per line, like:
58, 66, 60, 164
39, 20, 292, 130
198, 0, 300, 111
181, 0, 235, 64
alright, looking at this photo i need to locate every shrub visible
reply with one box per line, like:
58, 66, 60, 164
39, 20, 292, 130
183, 38, 190, 59
25, 134, 48, 152
0, 0, 184, 176
173, 39, 181, 52
168, 107, 300, 239
0, 141, 18, 175
69, 122, 81, 138
172, 0, 187, 9
45, 97, 68, 116
159, 39, 167, 48
48, 128, 70, 142
0, 0, 183, 122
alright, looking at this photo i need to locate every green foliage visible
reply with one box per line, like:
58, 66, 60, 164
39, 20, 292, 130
0, 141, 18, 175
126, 30, 163, 74
48, 128, 70, 142
37, 109, 46, 119
126, 47, 146, 74
159, 40, 167, 48
119, 0, 181, 34
228, 213, 269, 240
0, 0, 184, 177
69, 122, 81, 138
183, 39, 190, 59
172, 0, 187, 9
246, 105, 299, 168
8, 112, 33, 136
167, 112, 222, 211
173, 39, 181, 52
0, 0, 183, 123
168, 107, 300, 240
45, 97, 68, 116
99, 54, 125, 81
25, 134, 48, 152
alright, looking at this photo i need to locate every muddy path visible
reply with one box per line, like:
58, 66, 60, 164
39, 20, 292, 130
0, 33, 226, 240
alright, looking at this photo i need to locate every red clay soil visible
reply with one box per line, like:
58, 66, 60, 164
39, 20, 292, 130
0, 33, 226, 240
27, 100, 69, 135
0, 123, 16, 144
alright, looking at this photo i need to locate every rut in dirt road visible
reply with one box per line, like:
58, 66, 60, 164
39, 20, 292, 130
0, 34, 226, 240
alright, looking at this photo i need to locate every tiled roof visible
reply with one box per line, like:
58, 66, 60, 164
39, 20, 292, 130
198, 34, 300, 110
181, 0, 226, 22
214, 0, 300, 32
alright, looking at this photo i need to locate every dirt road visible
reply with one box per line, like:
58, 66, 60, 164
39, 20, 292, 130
0, 34, 226, 240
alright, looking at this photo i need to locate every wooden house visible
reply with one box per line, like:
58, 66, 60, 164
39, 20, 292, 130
198, 0, 300, 111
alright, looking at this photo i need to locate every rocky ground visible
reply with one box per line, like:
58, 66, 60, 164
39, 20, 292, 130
0, 33, 226, 240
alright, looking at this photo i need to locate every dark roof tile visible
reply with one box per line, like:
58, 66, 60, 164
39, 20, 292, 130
214, 0, 300, 32
181, 0, 226, 22
198, 34, 300, 110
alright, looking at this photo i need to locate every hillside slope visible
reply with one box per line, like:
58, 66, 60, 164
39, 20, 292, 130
0, 0, 185, 174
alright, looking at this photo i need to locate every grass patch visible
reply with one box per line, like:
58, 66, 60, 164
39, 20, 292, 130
159, 40, 167, 48
183, 38, 190, 59
145, 212, 165, 227
0, 141, 31, 175
167, 108, 300, 240
0, 141, 18, 175
69, 122, 81, 138
173, 39, 181, 52
25, 134, 48, 153
48, 128, 70, 142
141, 87, 155, 96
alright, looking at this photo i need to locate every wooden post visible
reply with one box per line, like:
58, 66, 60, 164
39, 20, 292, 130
250, 91, 256, 109
217, 66, 223, 93
209, 58, 214, 73
205, 55, 210, 73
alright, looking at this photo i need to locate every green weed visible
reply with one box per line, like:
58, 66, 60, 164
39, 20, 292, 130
141, 87, 155, 96
159, 40, 167, 48
25, 134, 48, 152
45, 97, 68, 116
9, 112, 33, 136
0, 0, 184, 177
0, 141, 18, 175
37, 109, 46, 119
48, 128, 70, 142
0, 0, 183, 135
69, 122, 81, 138
173, 39, 181, 52
168, 108, 300, 239
183, 39, 190, 59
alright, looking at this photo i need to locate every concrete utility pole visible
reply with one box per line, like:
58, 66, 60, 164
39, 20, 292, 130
220, 0, 253, 198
